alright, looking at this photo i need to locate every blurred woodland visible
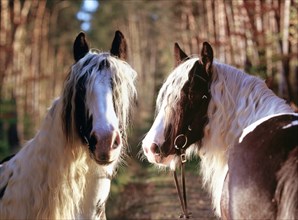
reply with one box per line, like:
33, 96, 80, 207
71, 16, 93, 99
0, 0, 297, 161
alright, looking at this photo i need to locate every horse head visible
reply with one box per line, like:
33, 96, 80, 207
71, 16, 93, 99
63, 31, 136, 166
142, 42, 213, 167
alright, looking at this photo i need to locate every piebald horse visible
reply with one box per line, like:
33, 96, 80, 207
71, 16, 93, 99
0, 31, 136, 219
142, 42, 297, 219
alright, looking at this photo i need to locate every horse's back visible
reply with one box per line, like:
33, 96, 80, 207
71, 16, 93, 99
227, 113, 298, 219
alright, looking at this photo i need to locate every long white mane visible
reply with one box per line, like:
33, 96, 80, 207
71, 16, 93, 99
0, 50, 137, 219
0, 99, 88, 219
157, 58, 293, 216
201, 61, 293, 215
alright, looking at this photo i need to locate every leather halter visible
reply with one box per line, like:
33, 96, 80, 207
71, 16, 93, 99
172, 69, 211, 219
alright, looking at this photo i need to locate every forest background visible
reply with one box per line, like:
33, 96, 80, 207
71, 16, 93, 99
0, 0, 297, 218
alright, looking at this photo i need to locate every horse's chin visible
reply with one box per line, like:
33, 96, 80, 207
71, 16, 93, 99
149, 154, 176, 169
158, 156, 185, 171
89, 151, 120, 166
94, 158, 115, 166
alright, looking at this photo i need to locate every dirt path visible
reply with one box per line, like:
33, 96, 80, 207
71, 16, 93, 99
107, 165, 216, 220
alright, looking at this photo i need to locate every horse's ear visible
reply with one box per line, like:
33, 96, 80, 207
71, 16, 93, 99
201, 42, 213, 73
110, 30, 127, 60
174, 42, 188, 67
73, 32, 89, 62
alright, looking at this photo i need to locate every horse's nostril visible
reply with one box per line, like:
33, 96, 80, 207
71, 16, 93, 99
151, 143, 161, 155
112, 132, 121, 149
113, 140, 119, 149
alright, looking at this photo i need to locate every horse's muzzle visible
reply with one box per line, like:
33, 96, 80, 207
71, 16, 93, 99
89, 130, 122, 165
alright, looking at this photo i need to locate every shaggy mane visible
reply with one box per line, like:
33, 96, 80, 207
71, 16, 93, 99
0, 100, 89, 219
203, 61, 293, 215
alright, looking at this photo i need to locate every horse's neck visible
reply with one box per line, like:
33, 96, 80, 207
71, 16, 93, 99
202, 63, 294, 166
207, 63, 293, 150
199, 63, 294, 216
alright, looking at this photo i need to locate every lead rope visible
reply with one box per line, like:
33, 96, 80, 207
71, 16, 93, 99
173, 134, 191, 219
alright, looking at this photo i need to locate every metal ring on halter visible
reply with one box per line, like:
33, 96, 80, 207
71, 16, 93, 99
174, 134, 188, 150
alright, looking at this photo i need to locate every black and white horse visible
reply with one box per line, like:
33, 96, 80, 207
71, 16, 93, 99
0, 31, 137, 219
142, 42, 297, 219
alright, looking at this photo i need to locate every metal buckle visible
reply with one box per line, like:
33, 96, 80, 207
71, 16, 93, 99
180, 153, 187, 164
